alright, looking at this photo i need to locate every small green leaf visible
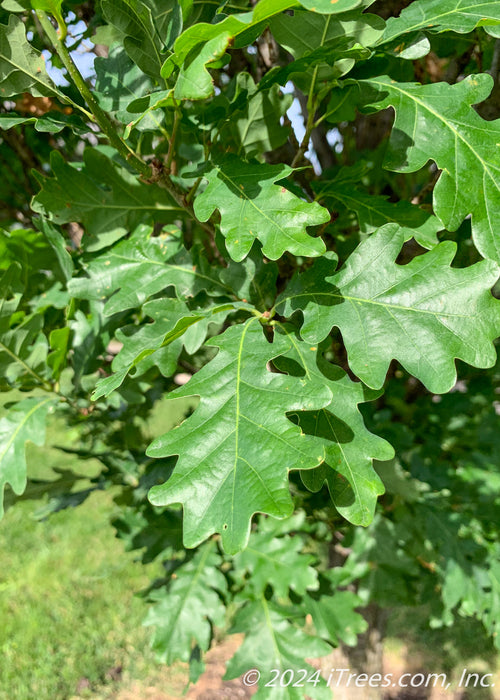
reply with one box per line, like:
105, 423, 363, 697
277, 225, 500, 393
222, 73, 293, 156
270, 8, 384, 90
232, 529, 319, 597
47, 327, 70, 379
144, 540, 227, 663
162, 0, 303, 99
31, 0, 65, 37
225, 597, 332, 699
306, 590, 367, 646
0, 264, 49, 387
168, 30, 233, 100
94, 45, 154, 125
92, 298, 247, 399
313, 174, 442, 249
296, 0, 362, 14
35, 218, 74, 282
220, 246, 279, 311
194, 155, 329, 261
0, 111, 88, 134
101, 0, 164, 79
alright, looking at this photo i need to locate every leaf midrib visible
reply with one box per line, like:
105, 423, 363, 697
278, 290, 469, 318
230, 318, 250, 535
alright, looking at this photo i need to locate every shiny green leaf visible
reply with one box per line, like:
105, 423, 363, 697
359, 75, 500, 262
147, 319, 332, 553
193, 155, 329, 261
382, 0, 500, 43
276, 225, 500, 393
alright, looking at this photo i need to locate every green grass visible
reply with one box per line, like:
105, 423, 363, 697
0, 491, 155, 699
0, 396, 193, 700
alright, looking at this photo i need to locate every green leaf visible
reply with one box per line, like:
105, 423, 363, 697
144, 540, 227, 663
260, 42, 372, 90
313, 174, 442, 249
271, 7, 384, 57
35, 218, 74, 282
305, 589, 367, 646
111, 297, 197, 378
31, 0, 65, 32
382, 0, 500, 43
147, 318, 332, 554
0, 226, 67, 282
359, 75, 500, 263
0, 397, 54, 518
296, 0, 363, 14
32, 149, 182, 251
222, 73, 293, 156
161, 0, 301, 99
94, 45, 154, 125
224, 597, 331, 699
193, 155, 329, 261
232, 528, 319, 597
67, 225, 231, 315
269, 9, 384, 89
0, 111, 88, 134
167, 29, 233, 100
220, 247, 279, 311
274, 334, 394, 525
123, 88, 176, 135
92, 297, 246, 399
0, 264, 49, 387
101, 0, 164, 79
0, 15, 59, 99
384, 33, 431, 60
144, 0, 183, 51
47, 326, 70, 379
276, 225, 500, 393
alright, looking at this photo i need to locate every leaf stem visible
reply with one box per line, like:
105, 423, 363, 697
165, 109, 181, 172
291, 78, 319, 168
35, 10, 152, 180
186, 176, 202, 204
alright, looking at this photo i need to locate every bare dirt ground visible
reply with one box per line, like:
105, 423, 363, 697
112, 636, 255, 700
